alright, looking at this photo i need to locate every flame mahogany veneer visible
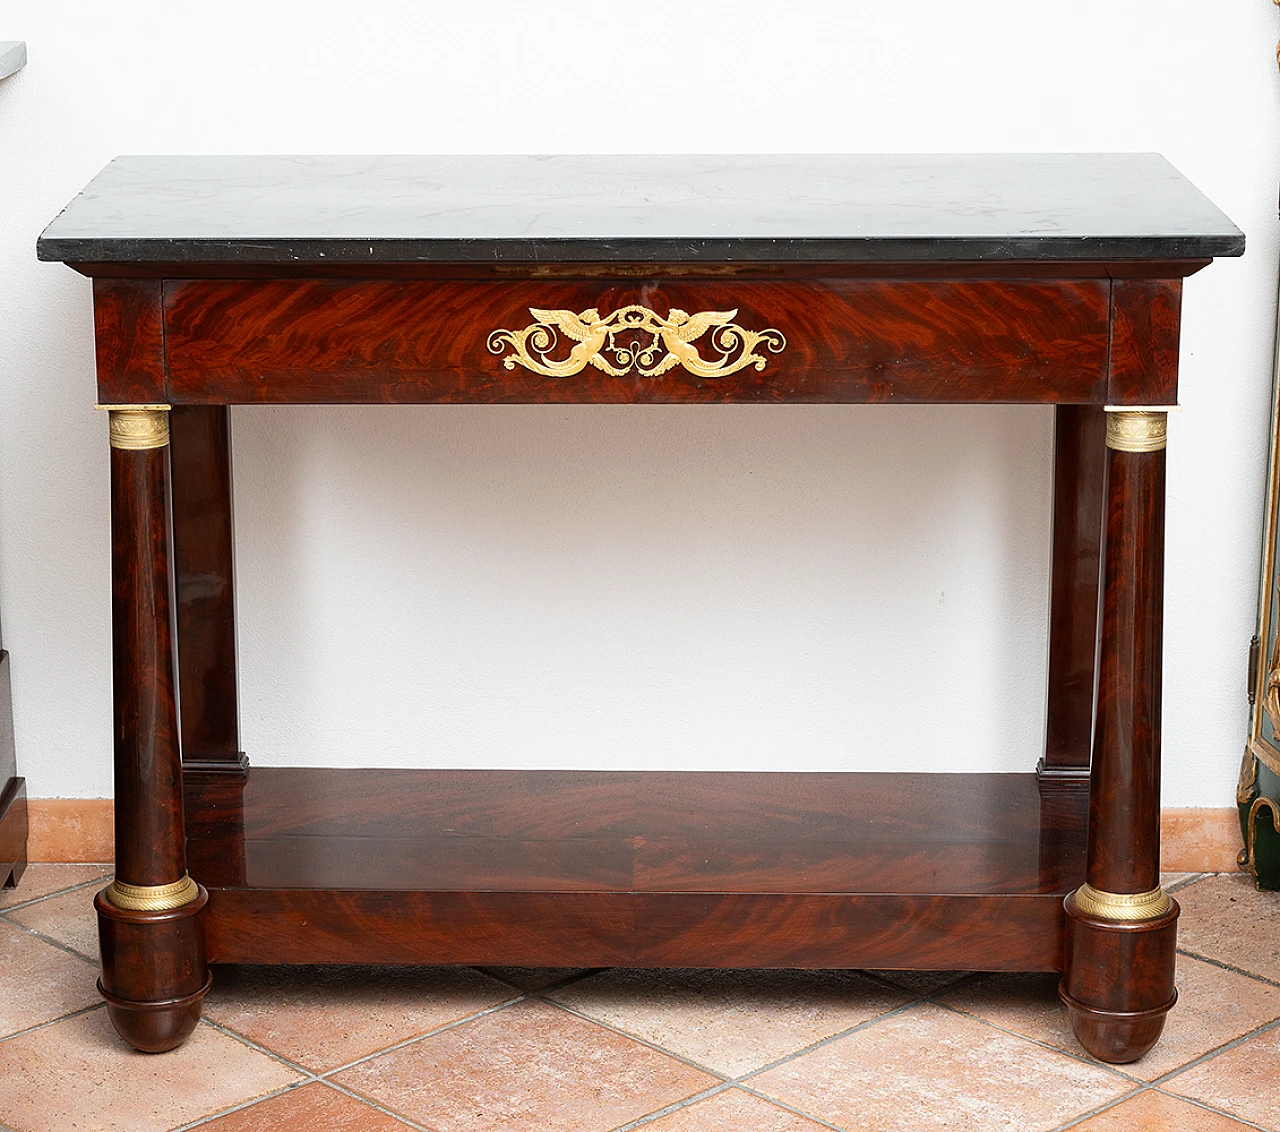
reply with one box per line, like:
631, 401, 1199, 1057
185, 769, 1088, 970
38, 155, 1244, 1060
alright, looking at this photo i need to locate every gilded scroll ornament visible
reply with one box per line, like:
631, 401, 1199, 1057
1239, 745, 1260, 806
106, 873, 199, 912
1243, 795, 1280, 880
488, 305, 786, 379
96, 404, 172, 450
1263, 574, 1280, 744
1071, 882, 1172, 921
1266, 641, 1280, 743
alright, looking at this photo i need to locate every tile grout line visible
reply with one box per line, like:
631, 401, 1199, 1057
312, 991, 535, 1078
0, 1002, 105, 1046
0, 871, 112, 914
604, 1083, 735, 1132
609, 1080, 860, 1132
900, 996, 1150, 1088
1150, 1010, 1280, 1088
314, 980, 924, 1132
729, 999, 926, 1086
0, 915, 101, 966
182, 962, 1280, 1132
1176, 946, 1280, 990
8, 922, 1262, 1132
928, 1000, 1146, 1086
322, 980, 932, 1132
1044, 1085, 1150, 1131
922, 958, 1280, 1094
167, 984, 1280, 1132
1144, 1084, 1279, 1131
164, 1081, 313, 1132
199, 1017, 323, 1080
313, 980, 920, 1132
533, 993, 735, 1082
736, 1082, 870, 1132
1150, 1013, 1280, 1087
319, 1077, 453, 1132
544, 978, 937, 1088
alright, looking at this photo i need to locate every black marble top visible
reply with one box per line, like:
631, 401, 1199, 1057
37, 154, 1244, 265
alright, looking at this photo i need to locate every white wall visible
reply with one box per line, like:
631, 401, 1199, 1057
0, 1, 1275, 805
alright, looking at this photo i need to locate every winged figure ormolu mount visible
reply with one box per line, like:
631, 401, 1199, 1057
487, 304, 786, 379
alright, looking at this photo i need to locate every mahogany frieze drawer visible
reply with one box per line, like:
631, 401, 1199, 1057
139, 278, 1115, 406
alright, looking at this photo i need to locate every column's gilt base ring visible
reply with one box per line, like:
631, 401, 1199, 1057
106, 873, 200, 912
1070, 882, 1172, 921
95, 404, 172, 450
1104, 407, 1169, 453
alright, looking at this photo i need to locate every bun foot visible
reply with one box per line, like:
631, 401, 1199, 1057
1059, 986, 1176, 1063
99, 974, 212, 1053
1059, 890, 1179, 1064
95, 883, 210, 1052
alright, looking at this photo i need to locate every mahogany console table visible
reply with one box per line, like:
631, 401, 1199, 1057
38, 155, 1242, 1061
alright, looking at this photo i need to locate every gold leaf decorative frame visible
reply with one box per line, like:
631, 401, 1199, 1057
1248, 224, 1280, 779
488, 304, 786, 379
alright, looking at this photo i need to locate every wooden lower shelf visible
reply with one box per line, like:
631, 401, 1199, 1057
184, 767, 1087, 972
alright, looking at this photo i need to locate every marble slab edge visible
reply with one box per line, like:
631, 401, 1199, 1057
35, 232, 1246, 266
0, 42, 26, 83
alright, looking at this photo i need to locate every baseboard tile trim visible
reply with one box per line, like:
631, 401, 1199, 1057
1161, 807, 1242, 874
28, 799, 113, 863
28, 797, 1245, 873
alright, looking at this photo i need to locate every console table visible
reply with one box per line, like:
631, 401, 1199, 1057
38, 155, 1243, 1061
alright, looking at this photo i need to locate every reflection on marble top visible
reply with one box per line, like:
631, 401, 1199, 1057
37, 154, 1244, 265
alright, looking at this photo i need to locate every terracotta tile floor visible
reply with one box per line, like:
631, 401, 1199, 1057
2, 867, 1279, 1130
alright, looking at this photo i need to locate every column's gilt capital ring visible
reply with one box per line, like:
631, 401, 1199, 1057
1070, 882, 1172, 922
95, 404, 172, 450
106, 873, 199, 912
1104, 407, 1172, 453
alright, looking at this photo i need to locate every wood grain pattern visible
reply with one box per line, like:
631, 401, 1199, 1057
93, 278, 166, 404
205, 889, 638, 967
1107, 280, 1182, 405
203, 889, 1065, 970
96, 885, 210, 1052
111, 444, 186, 888
79, 217, 1219, 1055
1061, 898, 1179, 1063
632, 893, 1065, 970
1058, 437, 1176, 1064
170, 406, 244, 773
185, 768, 1085, 970
1042, 406, 1106, 774
1088, 446, 1166, 894
162, 278, 1111, 405
186, 768, 1072, 849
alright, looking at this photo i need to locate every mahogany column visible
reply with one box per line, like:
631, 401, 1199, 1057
1060, 408, 1177, 1064
94, 405, 210, 1053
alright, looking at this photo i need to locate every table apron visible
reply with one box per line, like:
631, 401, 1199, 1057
99, 276, 1137, 406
